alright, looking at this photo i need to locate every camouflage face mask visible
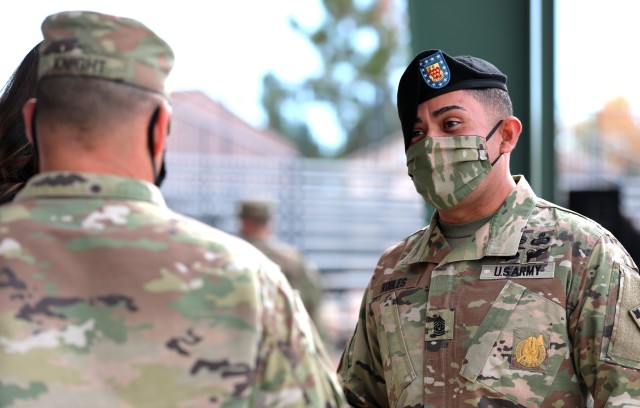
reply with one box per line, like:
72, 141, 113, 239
406, 120, 503, 209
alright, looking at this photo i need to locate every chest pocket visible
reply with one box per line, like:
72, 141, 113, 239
459, 280, 573, 407
377, 287, 425, 407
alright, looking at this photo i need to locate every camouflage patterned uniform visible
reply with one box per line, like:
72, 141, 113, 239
338, 175, 640, 407
0, 10, 344, 407
245, 237, 323, 324
0, 172, 344, 407
238, 200, 324, 327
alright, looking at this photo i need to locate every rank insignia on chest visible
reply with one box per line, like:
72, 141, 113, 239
419, 50, 450, 89
426, 309, 454, 341
511, 329, 549, 372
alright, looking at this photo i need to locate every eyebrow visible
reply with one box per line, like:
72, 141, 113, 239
414, 104, 467, 123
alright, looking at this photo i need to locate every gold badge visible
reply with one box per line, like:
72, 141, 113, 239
515, 334, 546, 368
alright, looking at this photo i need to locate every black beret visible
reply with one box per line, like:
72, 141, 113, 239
397, 49, 508, 150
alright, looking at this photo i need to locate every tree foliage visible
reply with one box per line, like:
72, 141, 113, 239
261, 0, 408, 157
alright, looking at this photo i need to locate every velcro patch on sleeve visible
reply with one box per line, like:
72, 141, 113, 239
608, 263, 640, 368
629, 304, 640, 331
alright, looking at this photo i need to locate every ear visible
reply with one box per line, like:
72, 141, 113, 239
151, 102, 172, 158
22, 98, 37, 144
499, 116, 522, 154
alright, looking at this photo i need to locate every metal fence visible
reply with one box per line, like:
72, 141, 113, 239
161, 153, 426, 287
160, 153, 427, 357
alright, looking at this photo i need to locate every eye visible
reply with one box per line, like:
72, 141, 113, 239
410, 129, 426, 145
443, 119, 461, 129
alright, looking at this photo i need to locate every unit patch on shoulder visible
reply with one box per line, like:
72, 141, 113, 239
631, 305, 640, 331
419, 50, 450, 89
607, 263, 640, 369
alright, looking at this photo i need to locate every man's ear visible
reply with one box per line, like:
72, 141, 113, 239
499, 116, 522, 154
22, 98, 37, 144
151, 102, 172, 158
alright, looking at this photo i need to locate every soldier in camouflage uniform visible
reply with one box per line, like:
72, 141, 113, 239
337, 49, 640, 407
238, 200, 324, 325
0, 11, 344, 407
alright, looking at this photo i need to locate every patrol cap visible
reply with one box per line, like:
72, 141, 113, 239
38, 10, 174, 97
397, 49, 508, 150
238, 200, 273, 221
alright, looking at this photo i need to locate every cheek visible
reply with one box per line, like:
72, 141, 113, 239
410, 135, 426, 145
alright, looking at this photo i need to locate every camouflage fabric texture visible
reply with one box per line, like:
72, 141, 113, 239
338, 176, 640, 407
0, 172, 344, 407
406, 135, 491, 209
39, 11, 174, 96
243, 237, 324, 326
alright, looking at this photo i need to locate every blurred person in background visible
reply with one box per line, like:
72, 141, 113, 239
238, 199, 325, 326
337, 49, 640, 407
0, 42, 40, 203
0, 10, 344, 407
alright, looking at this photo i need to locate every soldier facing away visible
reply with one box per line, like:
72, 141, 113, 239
0, 11, 344, 407
237, 199, 324, 325
337, 49, 640, 407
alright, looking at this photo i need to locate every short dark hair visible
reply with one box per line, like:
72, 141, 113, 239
37, 76, 160, 129
0, 42, 41, 203
465, 88, 513, 122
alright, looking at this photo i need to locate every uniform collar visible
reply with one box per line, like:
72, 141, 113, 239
15, 171, 167, 206
399, 175, 536, 266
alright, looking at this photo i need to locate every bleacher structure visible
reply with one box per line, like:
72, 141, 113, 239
161, 152, 426, 355
161, 153, 426, 292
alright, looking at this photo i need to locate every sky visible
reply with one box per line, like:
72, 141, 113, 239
555, 0, 640, 126
2, 1, 640, 150
0, 1, 335, 144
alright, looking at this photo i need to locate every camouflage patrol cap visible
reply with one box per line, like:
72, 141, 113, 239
238, 200, 273, 221
38, 10, 174, 96
397, 49, 508, 150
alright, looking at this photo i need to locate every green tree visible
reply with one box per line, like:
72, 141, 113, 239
261, 0, 408, 157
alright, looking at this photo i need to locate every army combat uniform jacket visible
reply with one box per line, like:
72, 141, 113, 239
338, 176, 640, 407
0, 172, 344, 407
244, 237, 324, 325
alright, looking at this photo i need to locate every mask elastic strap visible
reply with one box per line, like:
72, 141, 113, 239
486, 119, 504, 166
490, 153, 503, 166
485, 119, 503, 141
147, 107, 161, 184
30, 106, 39, 166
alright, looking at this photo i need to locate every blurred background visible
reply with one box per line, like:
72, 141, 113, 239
3, 0, 640, 361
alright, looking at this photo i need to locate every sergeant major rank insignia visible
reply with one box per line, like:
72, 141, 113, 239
420, 50, 450, 89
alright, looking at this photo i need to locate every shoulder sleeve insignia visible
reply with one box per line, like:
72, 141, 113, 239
604, 263, 640, 369
630, 305, 640, 331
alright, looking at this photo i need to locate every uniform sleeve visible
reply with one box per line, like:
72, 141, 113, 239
295, 258, 324, 323
254, 259, 345, 407
571, 234, 640, 407
337, 283, 388, 407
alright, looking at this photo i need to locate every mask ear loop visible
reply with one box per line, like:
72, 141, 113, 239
485, 119, 504, 166
485, 119, 503, 141
30, 105, 40, 168
147, 107, 161, 185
